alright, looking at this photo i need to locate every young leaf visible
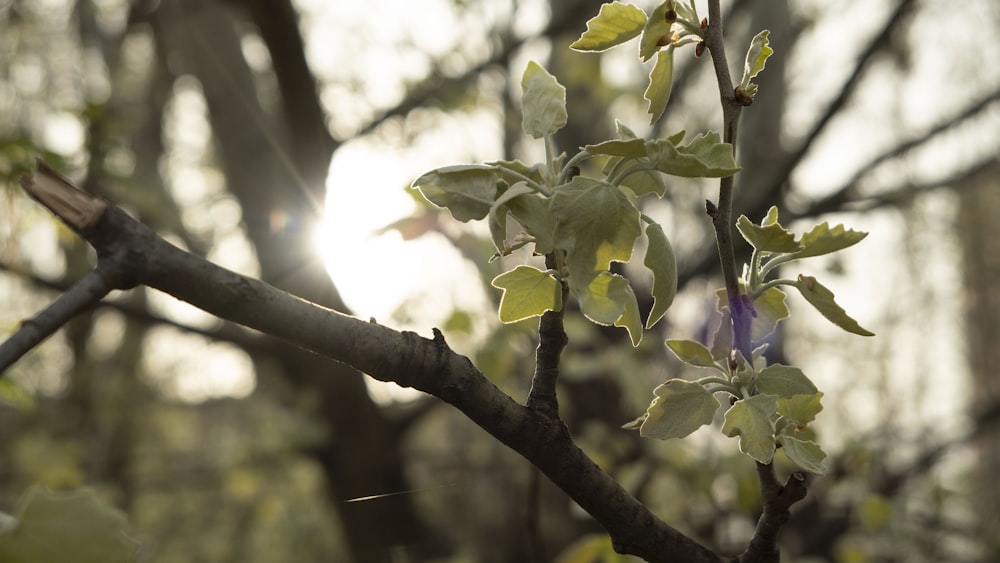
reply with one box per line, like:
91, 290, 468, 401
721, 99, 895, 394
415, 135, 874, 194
737, 30, 773, 100
792, 222, 868, 259
521, 61, 568, 139
781, 436, 827, 474
578, 271, 630, 326
505, 192, 556, 254
646, 132, 741, 178
570, 1, 647, 52
639, 0, 676, 62
594, 124, 666, 197
722, 394, 779, 464
795, 275, 875, 336
736, 214, 800, 253
488, 182, 535, 254
778, 392, 824, 425
586, 138, 648, 158
666, 339, 716, 368
491, 266, 563, 323
615, 281, 644, 346
644, 48, 674, 124
0, 486, 138, 563
640, 379, 721, 440
755, 364, 818, 398
412, 164, 499, 222
550, 177, 642, 284
750, 287, 789, 344
644, 223, 678, 328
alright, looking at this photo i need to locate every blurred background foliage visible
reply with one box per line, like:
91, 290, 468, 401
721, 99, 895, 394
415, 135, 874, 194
1, 0, 999, 561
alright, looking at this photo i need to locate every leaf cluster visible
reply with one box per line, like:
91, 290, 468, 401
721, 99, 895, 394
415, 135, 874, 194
412, 60, 740, 346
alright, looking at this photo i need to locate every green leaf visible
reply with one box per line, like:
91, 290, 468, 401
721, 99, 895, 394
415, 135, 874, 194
578, 271, 630, 325
521, 61, 567, 139
644, 223, 677, 328
756, 364, 818, 398
615, 282, 644, 346
0, 486, 138, 563
640, 379, 721, 439
666, 339, 716, 368
505, 191, 556, 255
646, 131, 741, 178
778, 392, 824, 425
639, 0, 675, 62
795, 275, 875, 336
411, 164, 499, 222
781, 436, 827, 474
569, 2, 647, 52
761, 205, 780, 226
488, 159, 547, 184
750, 287, 789, 343
596, 124, 666, 197
550, 177, 641, 285
491, 266, 563, 323
737, 30, 773, 100
644, 48, 674, 124
736, 215, 800, 253
586, 138, 648, 158
488, 182, 536, 254
722, 394, 779, 464
792, 222, 868, 259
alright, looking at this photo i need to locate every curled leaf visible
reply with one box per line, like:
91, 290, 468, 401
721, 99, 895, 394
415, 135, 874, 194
570, 2, 647, 52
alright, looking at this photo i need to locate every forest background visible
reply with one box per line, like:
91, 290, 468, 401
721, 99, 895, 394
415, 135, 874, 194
1, 0, 999, 561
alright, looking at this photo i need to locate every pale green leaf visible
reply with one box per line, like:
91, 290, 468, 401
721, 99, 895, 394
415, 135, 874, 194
550, 177, 641, 285
0, 486, 138, 563
666, 339, 716, 368
578, 271, 629, 325
488, 182, 535, 254
645, 131, 741, 178
781, 436, 827, 474
569, 2, 647, 52
644, 223, 677, 328
778, 392, 824, 425
737, 30, 773, 99
505, 192, 556, 254
640, 379, 721, 439
639, 0, 675, 62
795, 275, 875, 336
521, 61, 567, 139
491, 266, 563, 323
792, 222, 868, 259
644, 49, 674, 124
586, 138, 648, 158
722, 394, 779, 464
411, 164, 499, 221
614, 282, 644, 346
736, 215, 800, 253
756, 364, 818, 398
761, 205, 780, 226
751, 287, 789, 343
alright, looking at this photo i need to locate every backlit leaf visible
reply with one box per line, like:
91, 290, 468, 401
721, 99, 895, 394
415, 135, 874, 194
412, 164, 499, 222
646, 132, 740, 178
736, 214, 800, 253
644, 223, 677, 328
639, 0, 675, 62
521, 61, 567, 139
756, 364, 818, 397
666, 339, 716, 368
550, 177, 641, 285
578, 271, 629, 325
723, 394, 779, 464
644, 48, 674, 124
781, 436, 827, 474
778, 392, 824, 425
792, 222, 868, 259
586, 138, 648, 158
491, 266, 563, 323
614, 282, 644, 346
570, 2, 647, 52
640, 379, 721, 439
795, 275, 874, 336
0, 486, 138, 563
488, 182, 535, 254
737, 30, 773, 100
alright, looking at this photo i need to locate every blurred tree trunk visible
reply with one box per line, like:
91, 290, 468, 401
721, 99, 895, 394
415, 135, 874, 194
957, 163, 1000, 559
150, 1, 428, 559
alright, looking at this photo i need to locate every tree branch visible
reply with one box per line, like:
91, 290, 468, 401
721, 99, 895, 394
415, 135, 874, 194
525, 252, 569, 417
8, 162, 729, 562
